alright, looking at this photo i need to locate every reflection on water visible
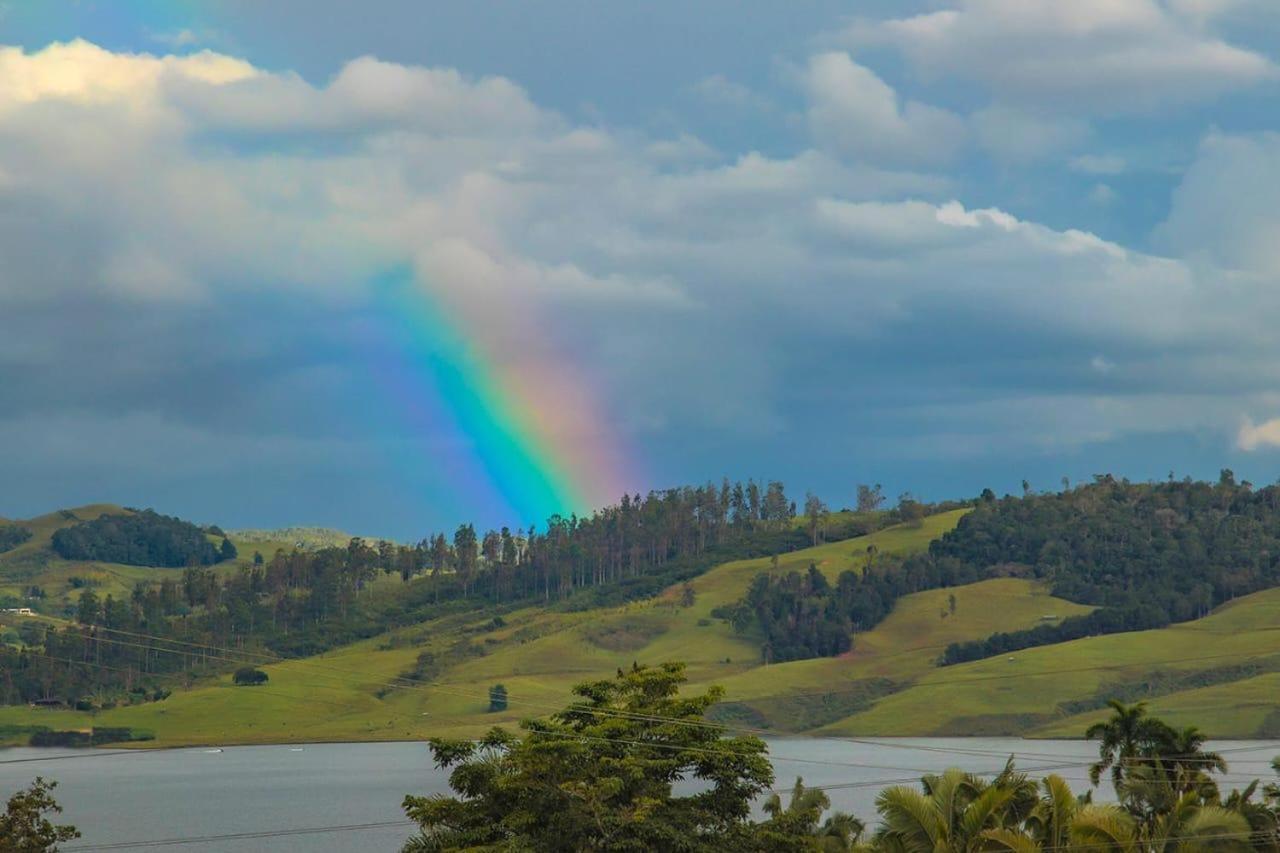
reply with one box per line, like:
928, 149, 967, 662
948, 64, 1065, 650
3, 738, 1279, 851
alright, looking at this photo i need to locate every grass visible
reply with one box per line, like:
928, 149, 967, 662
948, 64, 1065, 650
0, 512, 976, 746
825, 586, 1280, 738
13, 503, 1280, 744
0, 504, 288, 614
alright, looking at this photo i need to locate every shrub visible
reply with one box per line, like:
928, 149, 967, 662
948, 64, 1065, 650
488, 684, 508, 712
232, 667, 269, 686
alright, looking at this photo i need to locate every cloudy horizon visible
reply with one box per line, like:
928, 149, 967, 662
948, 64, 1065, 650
4, 1, 1280, 538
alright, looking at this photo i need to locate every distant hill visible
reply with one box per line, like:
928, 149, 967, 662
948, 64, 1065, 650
225, 526, 362, 552
0, 504, 240, 613
13, 475, 1280, 744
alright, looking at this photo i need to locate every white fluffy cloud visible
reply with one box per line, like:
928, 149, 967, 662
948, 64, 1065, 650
1238, 417, 1280, 451
802, 52, 965, 166
4, 36, 1280, 512
846, 0, 1277, 113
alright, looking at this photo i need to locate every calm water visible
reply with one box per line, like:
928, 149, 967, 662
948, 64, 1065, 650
4, 738, 1280, 851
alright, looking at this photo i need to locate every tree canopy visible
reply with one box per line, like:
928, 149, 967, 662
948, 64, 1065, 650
50, 510, 232, 568
402, 662, 779, 851
0, 778, 79, 852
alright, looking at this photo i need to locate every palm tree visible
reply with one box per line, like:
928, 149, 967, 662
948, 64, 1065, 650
1225, 779, 1280, 852
1085, 700, 1175, 787
764, 777, 866, 852
874, 766, 1035, 852
1159, 725, 1228, 794
1022, 774, 1082, 850
1071, 803, 1141, 853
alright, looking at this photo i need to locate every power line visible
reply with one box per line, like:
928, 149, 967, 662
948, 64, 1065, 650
28, 623, 1280, 774
64, 819, 416, 851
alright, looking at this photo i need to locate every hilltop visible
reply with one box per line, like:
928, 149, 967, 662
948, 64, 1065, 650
0, 504, 313, 614
9, 476, 1280, 745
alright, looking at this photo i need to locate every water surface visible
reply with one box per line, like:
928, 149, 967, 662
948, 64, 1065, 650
4, 738, 1279, 851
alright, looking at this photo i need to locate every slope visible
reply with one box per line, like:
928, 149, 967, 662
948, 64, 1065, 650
824, 585, 1280, 738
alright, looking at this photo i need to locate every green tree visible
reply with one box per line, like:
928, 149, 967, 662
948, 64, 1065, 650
232, 667, 268, 686
452, 524, 477, 598
762, 777, 865, 852
1085, 700, 1174, 787
75, 590, 100, 626
856, 484, 884, 514
402, 662, 775, 852
487, 683, 508, 712
873, 762, 1036, 852
0, 778, 79, 852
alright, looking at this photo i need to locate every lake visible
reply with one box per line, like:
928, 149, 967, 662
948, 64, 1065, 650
4, 738, 1280, 851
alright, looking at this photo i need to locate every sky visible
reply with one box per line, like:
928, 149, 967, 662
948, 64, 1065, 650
4, 1, 1280, 538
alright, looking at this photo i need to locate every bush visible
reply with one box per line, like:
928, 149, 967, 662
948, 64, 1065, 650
51, 509, 230, 568
232, 667, 269, 686
0, 524, 32, 554
488, 684, 508, 712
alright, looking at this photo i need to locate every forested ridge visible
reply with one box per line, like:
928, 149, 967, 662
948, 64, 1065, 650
0, 524, 32, 554
49, 510, 235, 568
734, 472, 1280, 667
0, 480, 900, 706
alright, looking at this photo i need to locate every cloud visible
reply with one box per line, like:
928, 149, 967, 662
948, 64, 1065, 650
689, 74, 772, 112
802, 51, 965, 166
1070, 153, 1127, 175
970, 106, 1091, 161
1089, 183, 1117, 205
1238, 417, 1280, 450
1154, 131, 1280, 273
845, 0, 1277, 113
4, 39, 1280, 526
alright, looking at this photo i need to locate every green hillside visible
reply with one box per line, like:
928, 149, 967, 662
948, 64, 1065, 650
12, 485, 1280, 746
822, 585, 1280, 738
0, 505, 298, 613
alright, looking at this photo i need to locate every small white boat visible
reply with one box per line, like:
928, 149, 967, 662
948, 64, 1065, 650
204, 748, 223, 754
288, 747, 304, 752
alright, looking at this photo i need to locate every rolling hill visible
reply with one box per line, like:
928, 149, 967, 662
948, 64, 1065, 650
0, 505, 329, 613
10, 481, 1280, 747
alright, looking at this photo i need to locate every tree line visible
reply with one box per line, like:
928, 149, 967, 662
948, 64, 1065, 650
6, 480, 893, 705
50, 510, 236, 568
397, 661, 1280, 851
0, 523, 32, 554
731, 473, 1280, 666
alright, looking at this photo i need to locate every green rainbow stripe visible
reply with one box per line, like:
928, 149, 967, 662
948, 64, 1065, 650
386, 275, 588, 524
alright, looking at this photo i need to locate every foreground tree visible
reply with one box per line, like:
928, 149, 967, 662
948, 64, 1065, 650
1085, 700, 1174, 787
761, 777, 866, 852
402, 662, 777, 851
0, 778, 79, 852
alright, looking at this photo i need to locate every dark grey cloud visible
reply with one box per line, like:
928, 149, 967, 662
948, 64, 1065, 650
2, 31, 1280, 536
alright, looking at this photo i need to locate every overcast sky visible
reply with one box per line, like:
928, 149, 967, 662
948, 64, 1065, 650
5, 1, 1280, 538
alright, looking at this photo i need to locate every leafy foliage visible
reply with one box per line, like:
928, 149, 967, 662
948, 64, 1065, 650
940, 474, 1280, 663
0, 524, 33, 554
50, 510, 232, 568
232, 666, 268, 686
5, 481, 889, 707
0, 778, 79, 852
402, 663, 778, 852
734, 474, 1280, 666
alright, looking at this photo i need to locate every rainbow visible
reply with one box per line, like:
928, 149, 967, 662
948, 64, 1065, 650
370, 269, 635, 527
4, 6, 640, 526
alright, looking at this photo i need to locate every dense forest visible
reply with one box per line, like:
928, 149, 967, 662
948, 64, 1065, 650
730, 546, 982, 663
49, 510, 235, 568
1, 480, 895, 706
0, 524, 32, 554
734, 472, 1280, 666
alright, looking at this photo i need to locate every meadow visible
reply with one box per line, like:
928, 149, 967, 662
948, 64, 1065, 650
8, 502, 1280, 746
